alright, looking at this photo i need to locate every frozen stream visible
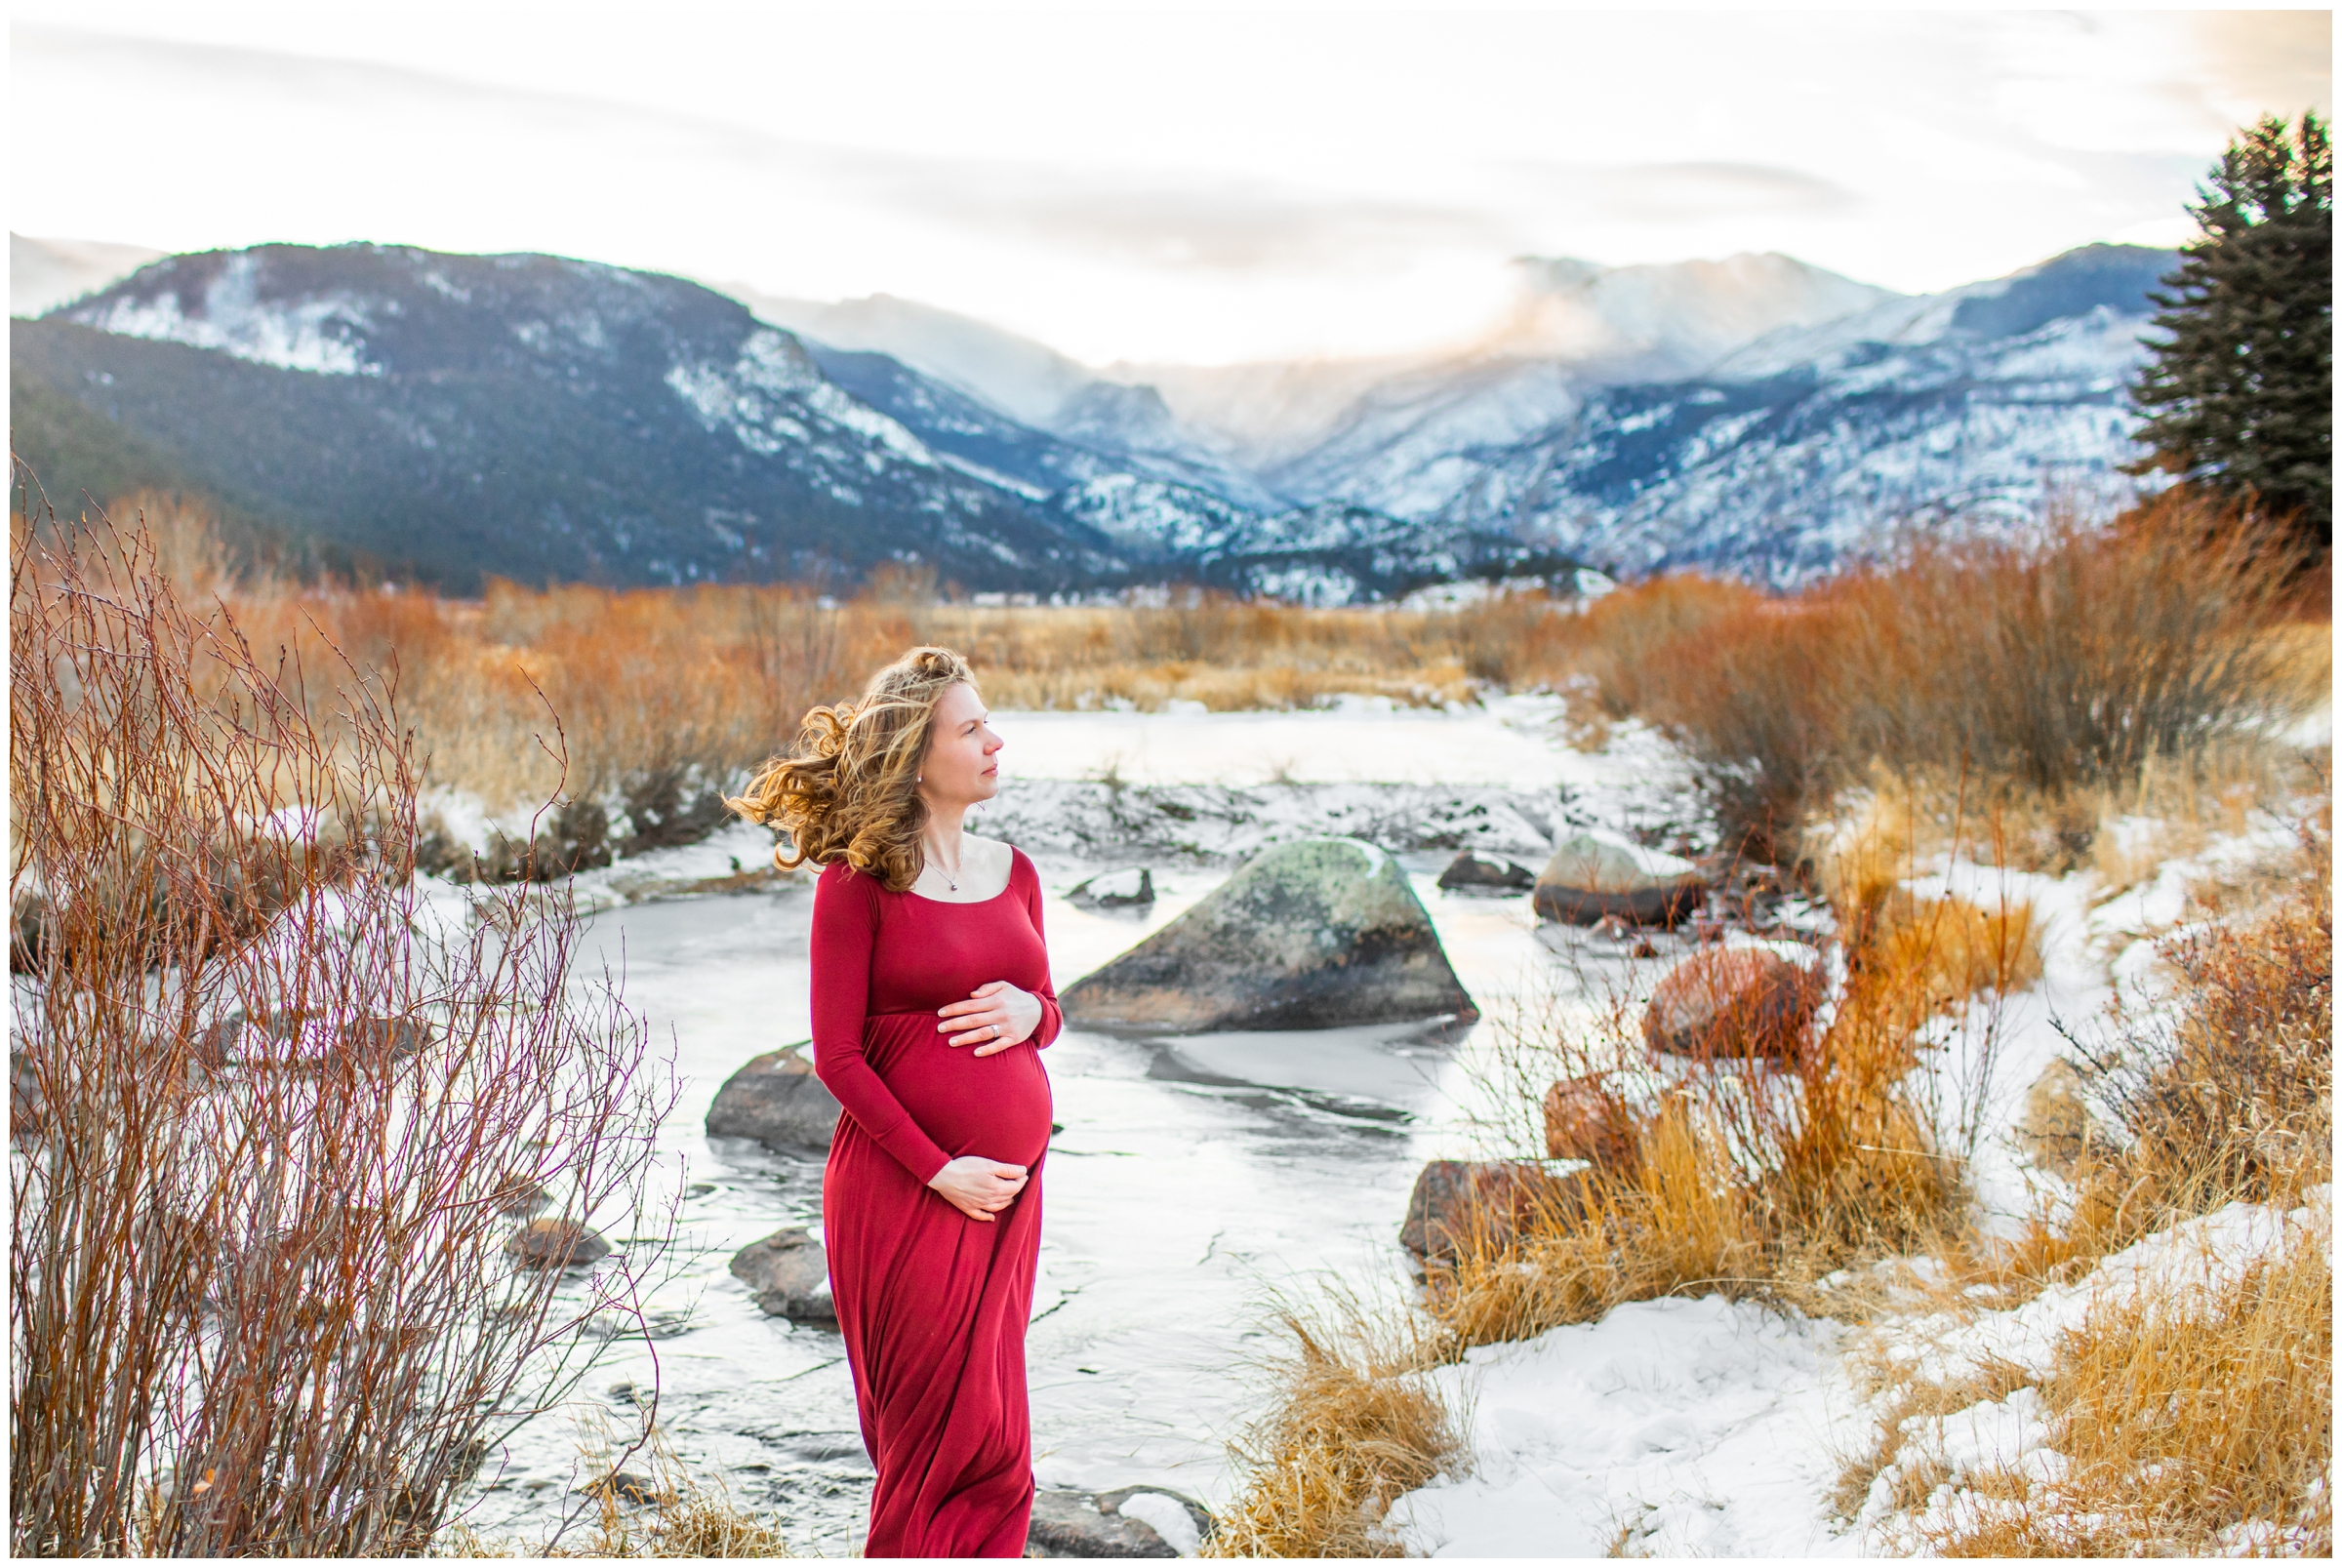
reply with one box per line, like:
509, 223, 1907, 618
458, 704, 1692, 1553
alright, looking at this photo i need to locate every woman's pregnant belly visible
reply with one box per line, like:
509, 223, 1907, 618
863, 1012, 1053, 1168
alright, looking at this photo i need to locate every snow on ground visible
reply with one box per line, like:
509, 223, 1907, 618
1391, 1187, 2327, 1557
988, 694, 1646, 790
1389, 1297, 1861, 1557
1388, 802, 2322, 1557
1848, 1187, 2329, 1554
405, 701, 2320, 1558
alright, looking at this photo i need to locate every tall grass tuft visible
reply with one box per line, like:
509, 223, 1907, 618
9, 506, 678, 1554
1924, 1231, 2332, 1556
1203, 1291, 1465, 1559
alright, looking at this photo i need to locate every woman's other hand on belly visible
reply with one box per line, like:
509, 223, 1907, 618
927, 1155, 1030, 1222
938, 981, 1042, 1057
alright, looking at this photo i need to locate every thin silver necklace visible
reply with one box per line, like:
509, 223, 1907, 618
930, 835, 965, 892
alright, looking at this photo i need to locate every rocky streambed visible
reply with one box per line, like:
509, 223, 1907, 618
455, 856, 1526, 1552
450, 707, 1732, 1553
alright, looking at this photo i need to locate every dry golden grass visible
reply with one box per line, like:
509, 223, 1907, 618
1829, 833, 2332, 1550
978, 658, 1478, 713
93, 490, 2322, 871
97, 495, 1595, 816
439, 1431, 795, 1559
1431, 816, 2051, 1348
2006, 831, 2332, 1295
1207, 871, 2032, 1556
1828, 1355, 2039, 1524
1203, 1292, 1466, 1559
1922, 1231, 2332, 1557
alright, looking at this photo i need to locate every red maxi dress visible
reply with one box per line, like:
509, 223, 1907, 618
809, 850, 1061, 1558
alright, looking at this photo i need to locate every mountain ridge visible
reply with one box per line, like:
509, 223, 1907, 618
11, 237, 2179, 596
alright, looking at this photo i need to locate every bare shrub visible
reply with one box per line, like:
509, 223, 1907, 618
1622, 497, 2312, 861
2091, 832, 2332, 1209
9, 510, 678, 1554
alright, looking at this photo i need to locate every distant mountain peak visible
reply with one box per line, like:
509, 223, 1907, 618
1484, 251, 1899, 376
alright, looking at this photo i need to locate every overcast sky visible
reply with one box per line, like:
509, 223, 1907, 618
10, 5, 2331, 364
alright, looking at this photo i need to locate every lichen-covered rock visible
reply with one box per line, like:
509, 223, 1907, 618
505, 1218, 610, 1270
1642, 945, 1823, 1061
1542, 1075, 1636, 1168
1062, 837, 1475, 1032
1533, 832, 1705, 927
707, 1043, 843, 1153
729, 1226, 836, 1325
1436, 851, 1536, 894
1399, 1158, 1589, 1262
1028, 1485, 1211, 1557
1069, 867, 1155, 908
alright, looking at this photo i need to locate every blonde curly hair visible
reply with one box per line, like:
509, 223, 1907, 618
728, 646, 977, 892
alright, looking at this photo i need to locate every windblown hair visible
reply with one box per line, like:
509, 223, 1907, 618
728, 646, 976, 892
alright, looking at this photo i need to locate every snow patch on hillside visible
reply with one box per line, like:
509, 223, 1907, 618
666, 329, 935, 467
69, 252, 380, 375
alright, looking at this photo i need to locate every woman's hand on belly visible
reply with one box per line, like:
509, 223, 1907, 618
928, 1155, 1030, 1222
938, 981, 1043, 1058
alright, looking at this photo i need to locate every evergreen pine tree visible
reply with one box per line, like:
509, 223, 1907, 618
2130, 113, 2332, 555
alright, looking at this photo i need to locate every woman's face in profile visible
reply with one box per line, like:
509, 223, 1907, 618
920, 682, 1002, 806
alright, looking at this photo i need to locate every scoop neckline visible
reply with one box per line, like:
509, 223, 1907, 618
903, 880, 1016, 906
900, 846, 1022, 906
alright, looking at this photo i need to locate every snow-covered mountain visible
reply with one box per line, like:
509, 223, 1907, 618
13, 237, 2180, 596
16, 245, 1135, 589
11, 242, 1543, 601
1278, 244, 2174, 583
1108, 253, 1898, 472
1487, 252, 1897, 377
728, 287, 1280, 509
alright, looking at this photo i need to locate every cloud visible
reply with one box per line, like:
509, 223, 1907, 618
1509, 160, 1864, 223
846, 164, 1515, 273
19, 25, 1507, 279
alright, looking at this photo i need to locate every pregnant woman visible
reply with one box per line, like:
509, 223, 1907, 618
730, 646, 1058, 1558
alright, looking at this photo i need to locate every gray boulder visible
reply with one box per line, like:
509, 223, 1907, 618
1532, 832, 1705, 927
730, 1227, 837, 1325
1068, 867, 1156, 908
1436, 851, 1535, 893
1062, 838, 1474, 1032
707, 1043, 843, 1153
1029, 1486, 1212, 1557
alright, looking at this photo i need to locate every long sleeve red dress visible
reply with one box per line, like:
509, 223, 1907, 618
808, 848, 1061, 1559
